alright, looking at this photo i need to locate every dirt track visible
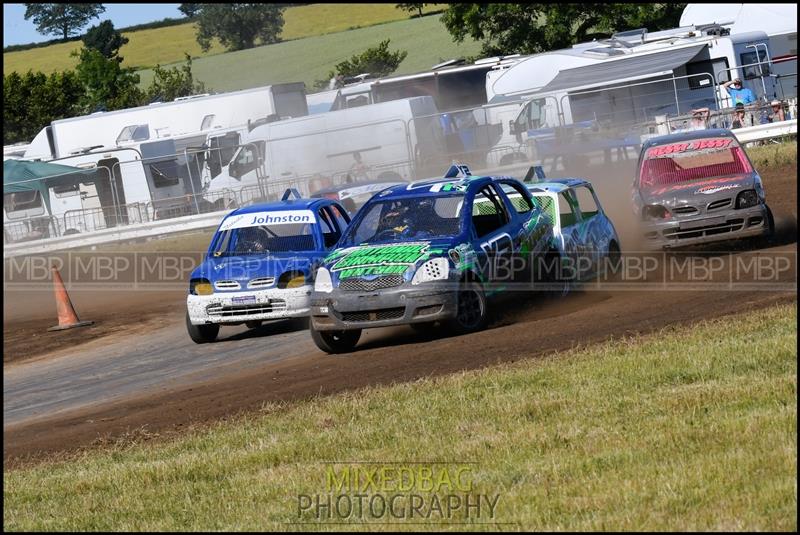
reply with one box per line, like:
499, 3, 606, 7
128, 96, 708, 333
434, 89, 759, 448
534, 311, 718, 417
3, 164, 797, 467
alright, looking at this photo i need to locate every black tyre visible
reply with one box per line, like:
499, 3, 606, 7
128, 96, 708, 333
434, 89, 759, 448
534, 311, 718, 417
310, 326, 361, 354
765, 204, 775, 237
186, 311, 219, 343
446, 280, 488, 334
410, 321, 438, 336
606, 241, 622, 280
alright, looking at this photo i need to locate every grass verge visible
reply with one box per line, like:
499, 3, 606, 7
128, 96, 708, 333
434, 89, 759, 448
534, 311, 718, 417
746, 139, 798, 170
4, 303, 796, 530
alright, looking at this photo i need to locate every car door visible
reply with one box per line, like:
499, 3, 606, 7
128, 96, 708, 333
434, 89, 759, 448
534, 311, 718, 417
470, 183, 515, 288
572, 184, 607, 277
557, 189, 583, 279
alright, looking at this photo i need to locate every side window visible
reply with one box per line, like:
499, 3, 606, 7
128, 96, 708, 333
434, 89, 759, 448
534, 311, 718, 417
472, 185, 510, 239
329, 203, 350, 231
229, 142, 262, 179
499, 182, 533, 214
559, 191, 579, 228
574, 186, 599, 219
318, 206, 342, 248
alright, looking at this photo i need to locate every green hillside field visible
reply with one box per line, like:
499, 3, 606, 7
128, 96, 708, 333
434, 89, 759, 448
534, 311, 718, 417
135, 14, 482, 93
3, 4, 448, 76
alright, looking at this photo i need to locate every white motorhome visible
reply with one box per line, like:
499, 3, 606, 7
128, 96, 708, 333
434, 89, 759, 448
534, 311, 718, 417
485, 24, 777, 162
22, 83, 308, 161
204, 96, 447, 206
680, 3, 797, 98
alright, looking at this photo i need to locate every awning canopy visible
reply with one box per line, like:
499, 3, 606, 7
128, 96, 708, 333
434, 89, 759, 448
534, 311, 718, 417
537, 44, 707, 94
3, 159, 95, 211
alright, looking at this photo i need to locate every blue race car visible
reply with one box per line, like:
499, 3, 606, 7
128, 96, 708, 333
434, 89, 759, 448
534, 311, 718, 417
186, 190, 351, 343
308, 165, 558, 353
526, 178, 621, 282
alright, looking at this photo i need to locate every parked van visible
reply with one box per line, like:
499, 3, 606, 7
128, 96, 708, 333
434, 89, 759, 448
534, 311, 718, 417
203, 96, 448, 207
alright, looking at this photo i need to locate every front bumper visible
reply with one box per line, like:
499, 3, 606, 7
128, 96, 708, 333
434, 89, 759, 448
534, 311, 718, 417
187, 285, 312, 325
310, 282, 458, 331
640, 204, 769, 250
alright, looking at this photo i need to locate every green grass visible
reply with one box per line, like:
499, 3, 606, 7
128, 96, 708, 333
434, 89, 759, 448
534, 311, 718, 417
4, 303, 796, 530
2, 4, 448, 75
135, 14, 482, 93
746, 139, 798, 170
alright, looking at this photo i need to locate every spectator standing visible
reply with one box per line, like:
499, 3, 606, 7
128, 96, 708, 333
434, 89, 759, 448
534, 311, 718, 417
768, 99, 786, 122
722, 78, 756, 106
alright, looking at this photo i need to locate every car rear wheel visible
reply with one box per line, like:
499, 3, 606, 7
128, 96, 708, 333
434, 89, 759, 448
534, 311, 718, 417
310, 326, 361, 354
606, 241, 622, 280
447, 280, 488, 334
186, 311, 219, 343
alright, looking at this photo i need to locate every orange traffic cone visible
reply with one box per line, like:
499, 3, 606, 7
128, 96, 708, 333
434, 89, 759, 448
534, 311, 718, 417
48, 266, 93, 332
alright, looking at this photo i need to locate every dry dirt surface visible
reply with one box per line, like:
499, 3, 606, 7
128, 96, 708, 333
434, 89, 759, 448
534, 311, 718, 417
3, 164, 797, 467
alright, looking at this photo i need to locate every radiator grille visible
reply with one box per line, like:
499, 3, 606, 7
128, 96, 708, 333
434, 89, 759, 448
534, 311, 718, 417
339, 275, 405, 292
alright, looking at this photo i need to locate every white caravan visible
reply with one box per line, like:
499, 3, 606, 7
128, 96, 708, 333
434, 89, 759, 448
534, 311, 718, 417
484, 24, 777, 162
204, 96, 447, 206
680, 3, 797, 98
22, 82, 308, 161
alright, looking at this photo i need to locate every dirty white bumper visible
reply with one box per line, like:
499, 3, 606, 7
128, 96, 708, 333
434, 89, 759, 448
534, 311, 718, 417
187, 285, 312, 325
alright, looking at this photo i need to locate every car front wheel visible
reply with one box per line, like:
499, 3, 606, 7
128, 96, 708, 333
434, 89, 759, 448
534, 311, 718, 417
310, 326, 361, 354
447, 280, 488, 334
186, 311, 219, 343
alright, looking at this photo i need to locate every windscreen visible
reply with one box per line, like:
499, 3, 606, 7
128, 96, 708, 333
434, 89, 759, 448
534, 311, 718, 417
341, 195, 463, 245
639, 138, 753, 189
212, 210, 317, 256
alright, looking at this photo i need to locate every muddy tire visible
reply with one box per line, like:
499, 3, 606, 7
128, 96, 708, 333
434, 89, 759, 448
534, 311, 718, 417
310, 326, 361, 354
186, 311, 219, 343
446, 280, 488, 334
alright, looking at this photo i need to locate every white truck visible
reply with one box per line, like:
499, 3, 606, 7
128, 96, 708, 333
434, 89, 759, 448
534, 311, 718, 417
203, 96, 448, 207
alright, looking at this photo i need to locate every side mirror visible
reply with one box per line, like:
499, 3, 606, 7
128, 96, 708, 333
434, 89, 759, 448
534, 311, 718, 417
508, 120, 517, 135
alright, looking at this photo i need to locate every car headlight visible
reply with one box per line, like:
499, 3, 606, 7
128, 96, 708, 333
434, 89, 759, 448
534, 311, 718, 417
190, 278, 213, 295
736, 189, 759, 209
642, 204, 670, 221
411, 258, 449, 285
315, 267, 333, 293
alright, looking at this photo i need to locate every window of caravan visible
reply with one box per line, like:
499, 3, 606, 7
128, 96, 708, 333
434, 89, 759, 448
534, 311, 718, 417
740, 51, 770, 80
3, 191, 44, 217
639, 138, 753, 189
148, 160, 181, 188
201, 114, 216, 130
116, 124, 150, 144
52, 183, 80, 197
686, 57, 730, 89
